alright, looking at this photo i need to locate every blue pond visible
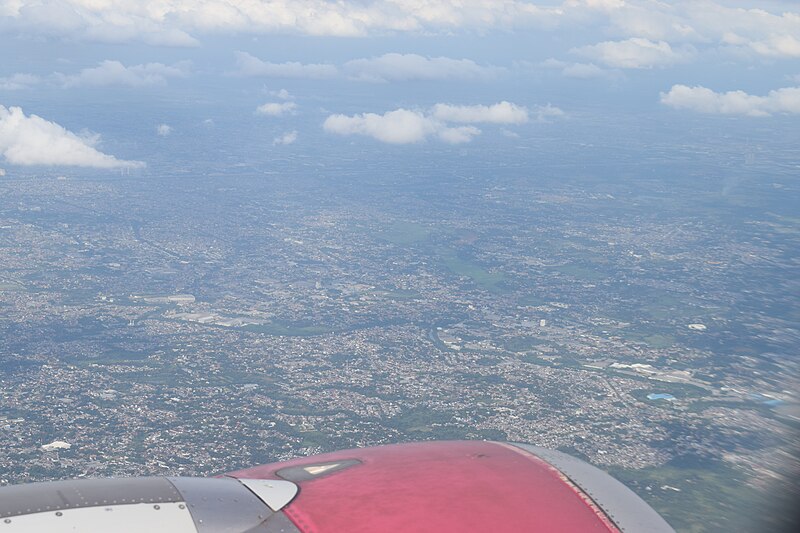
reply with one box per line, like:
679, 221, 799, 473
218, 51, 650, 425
647, 393, 676, 401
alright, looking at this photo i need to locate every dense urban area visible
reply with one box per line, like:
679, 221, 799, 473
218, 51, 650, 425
1, 120, 798, 531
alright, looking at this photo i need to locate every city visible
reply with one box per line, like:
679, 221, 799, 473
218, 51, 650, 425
1, 127, 797, 530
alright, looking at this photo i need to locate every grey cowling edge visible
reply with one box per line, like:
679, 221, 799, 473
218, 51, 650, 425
0, 476, 299, 533
167, 476, 274, 533
507, 443, 676, 533
261, 511, 302, 533
0, 477, 183, 519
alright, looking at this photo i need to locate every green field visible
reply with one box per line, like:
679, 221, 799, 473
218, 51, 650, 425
609, 459, 783, 533
441, 253, 505, 291
623, 332, 678, 349
379, 221, 430, 244
553, 264, 606, 281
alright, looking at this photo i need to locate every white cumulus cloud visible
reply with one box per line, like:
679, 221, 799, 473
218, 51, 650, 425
562, 62, 609, 79
256, 102, 298, 116
269, 88, 293, 100
594, 2, 800, 61
324, 101, 547, 145
534, 104, 566, 121
660, 84, 800, 117
238, 52, 502, 83
324, 109, 438, 145
57, 60, 190, 88
437, 125, 482, 144
575, 37, 693, 68
748, 34, 800, 58
541, 58, 613, 79
1, 0, 799, 74
0, 105, 143, 168
235, 52, 337, 79
0, 73, 40, 90
343, 53, 501, 82
156, 124, 172, 136
431, 102, 530, 124
273, 131, 298, 145
1, 1, 563, 43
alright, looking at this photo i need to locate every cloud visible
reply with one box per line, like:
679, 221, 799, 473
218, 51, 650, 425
581, 0, 625, 9
57, 60, 190, 88
256, 102, 298, 116
748, 34, 800, 58
273, 131, 298, 145
431, 102, 530, 124
323, 101, 545, 145
269, 88, 293, 100
1, 1, 562, 43
660, 84, 800, 117
541, 58, 612, 79
343, 53, 501, 82
0, 105, 143, 168
0, 73, 40, 90
324, 109, 438, 144
156, 124, 172, 136
437, 125, 481, 144
597, 2, 800, 60
574, 37, 693, 68
561, 62, 609, 79
534, 104, 566, 121
1, 0, 799, 73
239, 52, 501, 83
235, 52, 337, 79
2, 1, 199, 46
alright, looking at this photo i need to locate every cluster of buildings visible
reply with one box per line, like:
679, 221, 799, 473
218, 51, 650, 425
0, 170, 796, 508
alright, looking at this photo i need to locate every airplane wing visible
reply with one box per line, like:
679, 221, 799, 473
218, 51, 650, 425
0, 440, 674, 532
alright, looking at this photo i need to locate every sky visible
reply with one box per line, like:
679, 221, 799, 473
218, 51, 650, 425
0, 0, 798, 170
